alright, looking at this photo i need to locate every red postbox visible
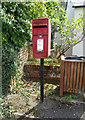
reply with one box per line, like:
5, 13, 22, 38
32, 18, 51, 58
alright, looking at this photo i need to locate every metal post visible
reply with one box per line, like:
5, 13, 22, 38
40, 58, 44, 103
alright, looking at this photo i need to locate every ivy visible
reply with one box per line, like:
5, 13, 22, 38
2, 2, 66, 95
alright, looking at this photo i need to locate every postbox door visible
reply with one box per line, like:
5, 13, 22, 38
33, 34, 48, 58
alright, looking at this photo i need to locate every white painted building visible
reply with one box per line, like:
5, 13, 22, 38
66, 0, 85, 56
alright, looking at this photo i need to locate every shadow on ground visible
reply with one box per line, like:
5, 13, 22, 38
17, 82, 85, 120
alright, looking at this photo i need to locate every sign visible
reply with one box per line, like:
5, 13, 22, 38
37, 39, 43, 51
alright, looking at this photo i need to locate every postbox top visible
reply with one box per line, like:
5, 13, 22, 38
32, 18, 49, 21
32, 18, 49, 27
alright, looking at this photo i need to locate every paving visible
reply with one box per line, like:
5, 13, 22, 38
17, 92, 85, 120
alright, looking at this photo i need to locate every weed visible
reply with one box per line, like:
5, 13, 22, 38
72, 95, 78, 99
37, 91, 41, 98
66, 94, 78, 101
26, 99, 30, 105
48, 88, 54, 94
66, 95, 72, 101
20, 91, 30, 105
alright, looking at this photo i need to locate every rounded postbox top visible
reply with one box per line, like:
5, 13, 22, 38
32, 18, 49, 21
32, 18, 49, 27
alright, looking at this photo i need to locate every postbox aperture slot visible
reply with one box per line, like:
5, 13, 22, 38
33, 25, 47, 28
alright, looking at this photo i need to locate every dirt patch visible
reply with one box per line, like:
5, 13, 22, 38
5, 80, 85, 119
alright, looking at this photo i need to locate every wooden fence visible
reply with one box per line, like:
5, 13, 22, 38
60, 60, 85, 96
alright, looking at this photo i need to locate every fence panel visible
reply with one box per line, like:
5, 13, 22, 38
60, 60, 85, 96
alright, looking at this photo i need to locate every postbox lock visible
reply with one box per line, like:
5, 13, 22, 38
39, 35, 42, 38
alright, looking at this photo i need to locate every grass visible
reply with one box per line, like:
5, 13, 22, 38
25, 57, 60, 66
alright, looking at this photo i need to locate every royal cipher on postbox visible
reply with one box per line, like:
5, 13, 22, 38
32, 18, 51, 58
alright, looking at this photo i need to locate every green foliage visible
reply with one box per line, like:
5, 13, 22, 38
37, 91, 41, 98
66, 95, 78, 101
45, 2, 66, 38
0, 97, 15, 119
20, 90, 29, 105
2, 2, 47, 95
10, 65, 24, 93
27, 57, 59, 65
66, 95, 72, 101
55, 13, 84, 60
48, 88, 54, 94
26, 99, 29, 105
2, 2, 66, 95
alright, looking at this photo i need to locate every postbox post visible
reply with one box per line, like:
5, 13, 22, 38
32, 18, 51, 103
40, 58, 44, 103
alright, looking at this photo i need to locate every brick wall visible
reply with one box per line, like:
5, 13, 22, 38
18, 44, 29, 72
15, 43, 61, 85
23, 64, 60, 84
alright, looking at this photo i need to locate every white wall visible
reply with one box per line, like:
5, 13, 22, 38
66, 0, 74, 20
65, 0, 74, 56
72, 7, 84, 56
83, 38, 85, 56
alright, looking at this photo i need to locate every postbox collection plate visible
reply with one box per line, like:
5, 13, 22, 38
37, 39, 43, 51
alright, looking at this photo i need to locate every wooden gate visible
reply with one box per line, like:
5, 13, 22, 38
60, 60, 85, 96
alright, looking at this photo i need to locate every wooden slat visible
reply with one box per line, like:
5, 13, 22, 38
82, 63, 85, 91
79, 62, 83, 91
70, 62, 74, 92
76, 62, 80, 92
73, 62, 77, 93
60, 61, 64, 97
67, 61, 70, 92
26, 75, 60, 80
64, 61, 67, 92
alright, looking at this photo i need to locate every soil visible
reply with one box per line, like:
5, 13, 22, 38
5, 79, 85, 120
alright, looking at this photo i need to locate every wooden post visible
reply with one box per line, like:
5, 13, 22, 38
60, 60, 64, 97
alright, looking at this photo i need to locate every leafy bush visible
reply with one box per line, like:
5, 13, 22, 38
2, 2, 47, 95
2, 2, 66, 95
0, 97, 15, 119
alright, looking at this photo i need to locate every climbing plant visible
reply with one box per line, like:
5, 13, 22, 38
2, 2, 46, 95
2, 2, 66, 95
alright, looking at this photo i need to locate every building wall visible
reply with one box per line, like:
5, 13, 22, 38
54, 0, 74, 56
83, 38, 85, 56
73, 41, 83, 56
72, 7, 84, 56
54, 32, 61, 45
65, 0, 75, 56
66, 0, 74, 20
83, 4, 85, 56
